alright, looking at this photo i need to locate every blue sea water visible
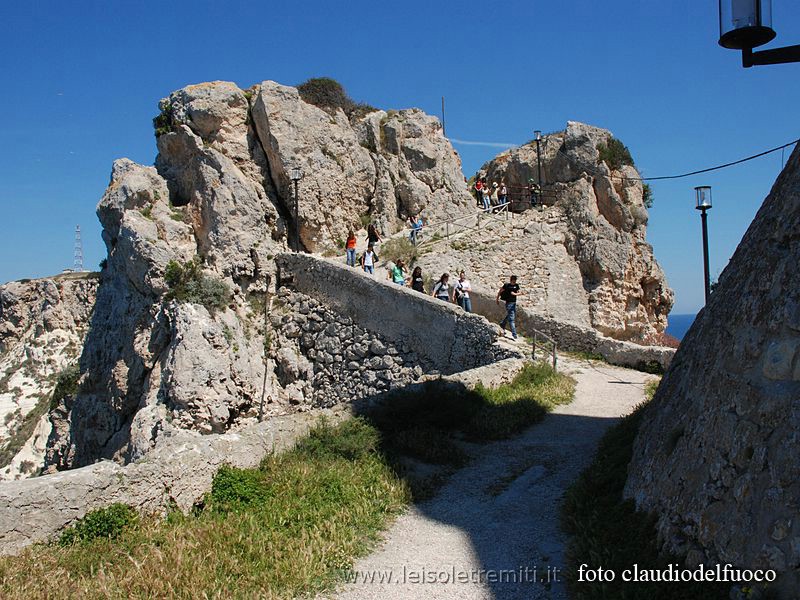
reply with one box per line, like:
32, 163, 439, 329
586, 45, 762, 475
665, 313, 696, 341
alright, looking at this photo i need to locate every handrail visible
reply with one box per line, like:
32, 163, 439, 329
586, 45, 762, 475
531, 328, 558, 372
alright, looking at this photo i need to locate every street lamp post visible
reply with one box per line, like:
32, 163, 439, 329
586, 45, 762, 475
290, 167, 303, 252
695, 186, 713, 305
718, 0, 800, 67
534, 130, 543, 187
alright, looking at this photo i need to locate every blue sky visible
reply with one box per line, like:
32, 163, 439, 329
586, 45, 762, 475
1, 1, 798, 313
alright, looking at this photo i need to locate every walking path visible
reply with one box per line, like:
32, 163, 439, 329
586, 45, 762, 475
327, 356, 654, 600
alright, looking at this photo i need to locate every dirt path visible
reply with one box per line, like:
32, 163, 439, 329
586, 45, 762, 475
326, 356, 654, 600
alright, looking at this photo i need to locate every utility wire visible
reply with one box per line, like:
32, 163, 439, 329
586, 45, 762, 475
552, 137, 800, 182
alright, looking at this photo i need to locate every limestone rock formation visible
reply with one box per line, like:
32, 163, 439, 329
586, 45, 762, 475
625, 144, 800, 596
418, 121, 673, 343
0, 274, 98, 480
45, 79, 474, 471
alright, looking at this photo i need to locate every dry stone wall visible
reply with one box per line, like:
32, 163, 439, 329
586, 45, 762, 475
625, 145, 800, 598
275, 253, 518, 374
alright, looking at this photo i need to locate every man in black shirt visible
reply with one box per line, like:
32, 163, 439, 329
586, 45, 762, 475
496, 275, 523, 339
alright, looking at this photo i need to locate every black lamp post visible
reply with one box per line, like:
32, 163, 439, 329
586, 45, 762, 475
534, 130, 543, 187
695, 186, 713, 304
290, 166, 303, 252
719, 0, 800, 67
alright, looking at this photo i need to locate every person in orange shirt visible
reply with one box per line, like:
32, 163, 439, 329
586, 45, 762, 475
345, 230, 357, 267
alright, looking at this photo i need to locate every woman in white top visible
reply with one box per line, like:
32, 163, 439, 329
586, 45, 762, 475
360, 244, 378, 275
431, 273, 452, 302
455, 270, 472, 312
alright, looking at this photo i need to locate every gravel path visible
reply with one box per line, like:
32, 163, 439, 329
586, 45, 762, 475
326, 357, 654, 600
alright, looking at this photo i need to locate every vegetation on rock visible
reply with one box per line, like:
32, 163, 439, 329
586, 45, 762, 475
164, 258, 231, 314
380, 236, 418, 267
59, 504, 138, 546
296, 77, 377, 121
152, 100, 177, 138
597, 136, 634, 170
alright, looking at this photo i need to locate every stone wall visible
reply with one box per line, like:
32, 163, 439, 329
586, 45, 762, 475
467, 285, 674, 370
624, 145, 800, 598
275, 253, 518, 374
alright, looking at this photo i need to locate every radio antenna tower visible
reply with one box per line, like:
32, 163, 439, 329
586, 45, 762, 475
73, 225, 84, 272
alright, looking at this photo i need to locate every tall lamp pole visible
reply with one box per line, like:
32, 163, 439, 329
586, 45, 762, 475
290, 166, 303, 252
695, 186, 713, 304
534, 130, 543, 186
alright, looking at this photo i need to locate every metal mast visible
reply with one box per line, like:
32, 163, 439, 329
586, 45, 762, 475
73, 225, 84, 272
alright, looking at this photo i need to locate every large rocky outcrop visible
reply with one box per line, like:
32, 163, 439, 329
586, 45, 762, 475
420, 121, 673, 343
0, 274, 98, 480
624, 144, 800, 597
44, 80, 475, 471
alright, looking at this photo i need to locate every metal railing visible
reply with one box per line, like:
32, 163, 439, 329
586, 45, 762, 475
531, 329, 558, 372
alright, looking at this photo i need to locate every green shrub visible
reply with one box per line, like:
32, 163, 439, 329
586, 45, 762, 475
153, 100, 176, 138
50, 363, 81, 410
381, 237, 418, 267
210, 465, 270, 510
59, 504, 138, 546
597, 136, 634, 171
163, 258, 231, 314
296, 77, 377, 121
294, 417, 379, 462
642, 182, 654, 208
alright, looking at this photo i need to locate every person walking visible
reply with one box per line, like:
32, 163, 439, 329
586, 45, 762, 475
491, 182, 499, 210
389, 259, 407, 286
366, 223, 382, 247
431, 273, 452, 303
360, 244, 379, 275
499, 182, 508, 207
496, 275, 523, 339
481, 184, 491, 212
408, 216, 423, 245
345, 230, 357, 267
474, 178, 483, 207
409, 266, 425, 293
454, 270, 472, 312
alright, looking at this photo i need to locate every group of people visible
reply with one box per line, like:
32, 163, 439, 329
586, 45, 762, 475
343, 225, 523, 338
473, 177, 544, 210
473, 178, 508, 212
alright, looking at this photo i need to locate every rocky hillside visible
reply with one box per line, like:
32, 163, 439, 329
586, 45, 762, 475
0, 274, 98, 480
417, 121, 673, 343
625, 144, 800, 596
44, 79, 475, 472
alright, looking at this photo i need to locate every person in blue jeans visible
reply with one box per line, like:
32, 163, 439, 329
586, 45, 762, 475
360, 245, 378, 275
496, 275, 523, 339
345, 230, 357, 267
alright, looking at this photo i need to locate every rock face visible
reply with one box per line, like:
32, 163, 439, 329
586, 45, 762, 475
0, 274, 98, 480
625, 145, 800, 596
44, 80, 475, 471
442, 121, 673, 343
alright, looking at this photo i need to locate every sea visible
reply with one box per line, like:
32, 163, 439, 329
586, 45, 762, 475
665, 313, 696, 341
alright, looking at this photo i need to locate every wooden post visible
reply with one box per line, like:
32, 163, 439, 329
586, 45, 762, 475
532, 332, 537, 361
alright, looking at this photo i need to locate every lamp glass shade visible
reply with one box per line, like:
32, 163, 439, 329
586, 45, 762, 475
719, 0, 775, 49
534, 130, 542, 141
695, 186, 713, 210
290, 167, 303, 181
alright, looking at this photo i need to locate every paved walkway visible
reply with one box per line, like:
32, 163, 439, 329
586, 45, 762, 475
326, 357, 654, 600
